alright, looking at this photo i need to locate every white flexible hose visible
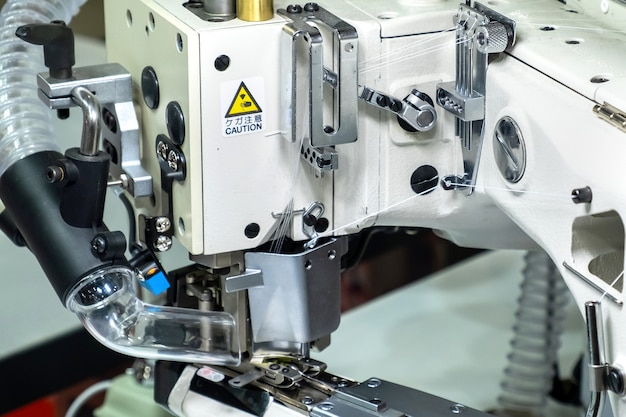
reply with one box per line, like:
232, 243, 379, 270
0, 0, 87, 177
65, 379, 113, 417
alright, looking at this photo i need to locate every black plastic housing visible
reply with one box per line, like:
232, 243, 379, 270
0, 151, 127, 303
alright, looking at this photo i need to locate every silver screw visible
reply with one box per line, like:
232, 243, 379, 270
155, 216, 171, 233
345, 43, 354, 52
302, 396, 314, 405
450, 404, 466, 414
157, 141, 168, 160
318, 403, 334, 411
167, 150, 179, 171
367, 378, 381, 388
154, 235, 172, 252
337, 379, 349, 388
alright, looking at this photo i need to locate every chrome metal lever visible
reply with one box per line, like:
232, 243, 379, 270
279, 5, 358, 150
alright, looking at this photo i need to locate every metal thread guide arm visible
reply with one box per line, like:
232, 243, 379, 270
437, 3, 515, 195
278, 3, 358, 172
584, 301, 626, 417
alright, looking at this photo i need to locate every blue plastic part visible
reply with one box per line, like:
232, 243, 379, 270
140, 271, 170, 295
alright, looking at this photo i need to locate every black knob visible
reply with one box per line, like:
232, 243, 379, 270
15, 21, 75, 79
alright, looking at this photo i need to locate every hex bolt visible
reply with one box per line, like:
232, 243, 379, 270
302, 396, 314, 405
154, 235, 172, 251
46, 165, 65, 183
337, 379, 349, 388
287, 4, 303, 13
269, 363, 281, 371
571, 186, 592, 204
167, 150, 180, 171
155, 216, 171, 233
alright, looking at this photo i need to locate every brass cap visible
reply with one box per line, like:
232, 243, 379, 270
237, 0, 274, 21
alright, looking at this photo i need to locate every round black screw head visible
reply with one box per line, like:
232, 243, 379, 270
304, 2, 319, 12
91, 236, 107, 254
245, 223, 260, 238
608, 368, 625, 395
214, 55, 230, 71
286, 4, 303, 13
410, 165, 439, 195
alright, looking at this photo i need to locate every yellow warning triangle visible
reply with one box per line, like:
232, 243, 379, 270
225, 82, 262, 117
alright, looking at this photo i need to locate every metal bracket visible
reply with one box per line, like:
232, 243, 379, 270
436, 3, 515, 195
36, 63, 152, 198
359, 86, 437, 132
279, 4, 358, 171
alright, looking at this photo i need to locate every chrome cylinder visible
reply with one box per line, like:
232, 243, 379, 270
203, 0, 236, 21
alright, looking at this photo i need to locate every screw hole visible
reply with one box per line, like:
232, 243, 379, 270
126, 10, 133, 27
149, 12, 156, 30
565, 39, 582, 44
178, 217, 186, 234
176, 33, 184, 52
305, 260, 313, 270
328, 249, 336, 260
590, 74, 611, 83
540, 26, 555, 31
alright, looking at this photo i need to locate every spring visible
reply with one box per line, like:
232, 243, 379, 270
498, 251, 570, 416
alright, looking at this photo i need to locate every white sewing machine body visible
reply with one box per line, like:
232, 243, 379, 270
3, 0, 626, 415
96, 0, 626, 414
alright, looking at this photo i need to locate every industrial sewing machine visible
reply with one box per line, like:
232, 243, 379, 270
1, 0, 625, 415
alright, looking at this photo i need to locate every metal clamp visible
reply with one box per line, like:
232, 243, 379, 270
436, 3, 515, 195
36, 63, 152, 198
279, 4, 358, 170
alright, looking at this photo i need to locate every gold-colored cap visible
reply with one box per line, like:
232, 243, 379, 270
237, 0, 274, 21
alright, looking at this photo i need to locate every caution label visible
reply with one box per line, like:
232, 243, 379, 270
221, 77, 265, 137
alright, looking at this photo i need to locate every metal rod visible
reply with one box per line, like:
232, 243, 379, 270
71, 86, 102, 156
585, 301, 607, 417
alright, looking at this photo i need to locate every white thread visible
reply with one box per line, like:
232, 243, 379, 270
446, 181, 570, 199
326, 186, 436, 235
600, 270, 624, 302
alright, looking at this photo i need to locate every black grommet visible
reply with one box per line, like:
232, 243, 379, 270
166, 101, 185, 146
141, 66, 160, 109
214, 55, 230, 72
245, 223, 260, 238
410, 165, 439, 195
571, 186, 592, 204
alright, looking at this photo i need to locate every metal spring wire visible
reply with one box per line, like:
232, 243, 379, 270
498, 251, 570, 416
